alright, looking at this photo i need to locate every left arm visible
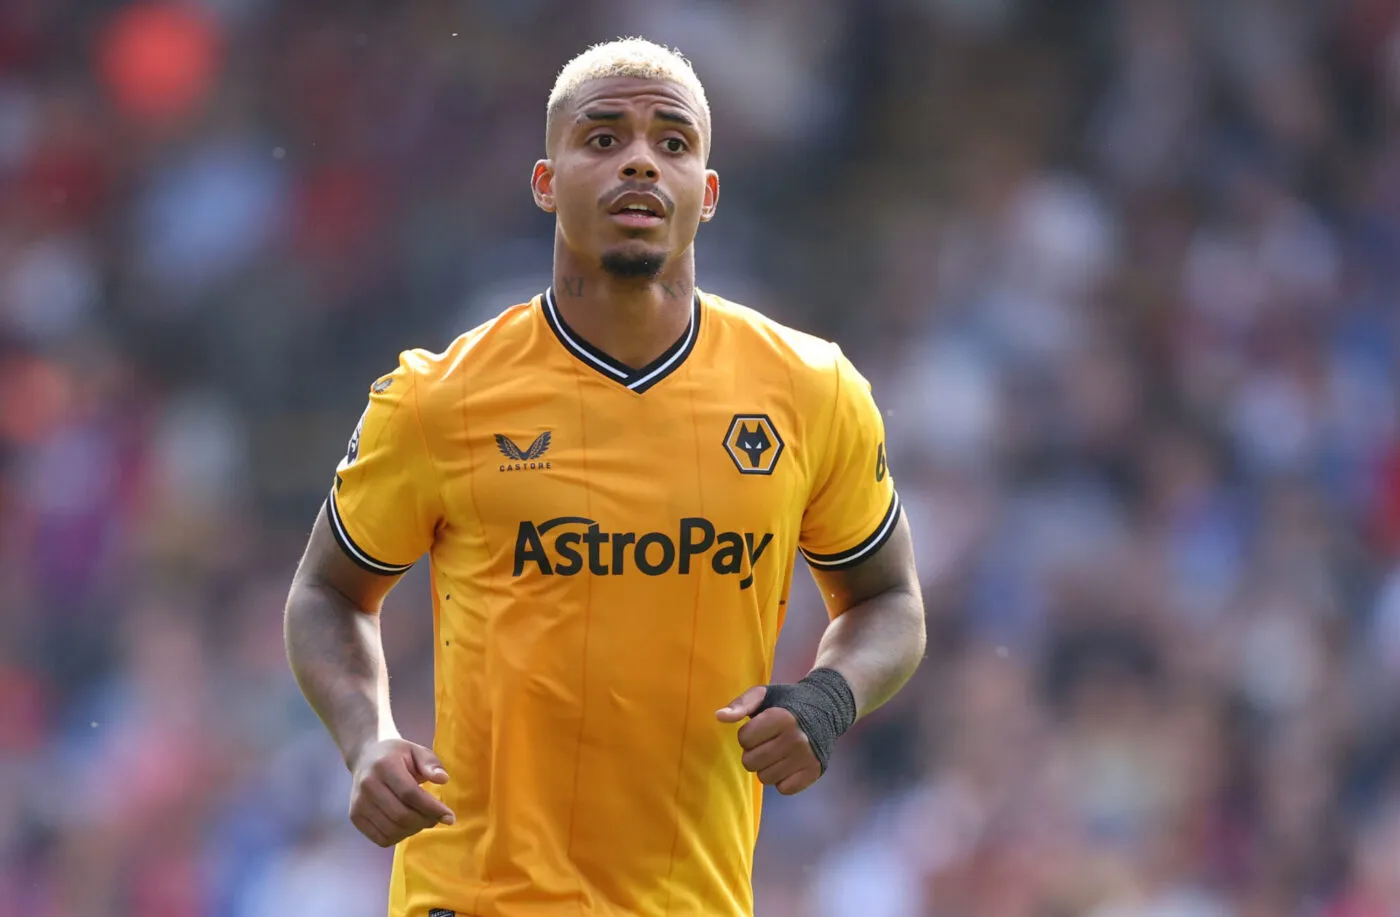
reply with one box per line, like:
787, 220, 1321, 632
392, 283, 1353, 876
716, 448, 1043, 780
718, 346, 925, 794
716, 524, 924, 794
808, 511, 924, 717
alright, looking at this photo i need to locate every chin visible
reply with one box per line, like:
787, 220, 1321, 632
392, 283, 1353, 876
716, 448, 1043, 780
600, 245, 668, 280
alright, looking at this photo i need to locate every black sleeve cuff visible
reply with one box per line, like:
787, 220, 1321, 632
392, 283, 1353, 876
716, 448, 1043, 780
800, 491, 902, 571
325, 492, 415, 576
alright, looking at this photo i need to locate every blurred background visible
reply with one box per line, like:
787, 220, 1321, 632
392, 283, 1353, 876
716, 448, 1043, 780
3, 0, 1400, 914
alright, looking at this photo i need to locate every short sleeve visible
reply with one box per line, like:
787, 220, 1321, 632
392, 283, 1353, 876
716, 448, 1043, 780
326, 355, 442, 575
799, 349, 901, 571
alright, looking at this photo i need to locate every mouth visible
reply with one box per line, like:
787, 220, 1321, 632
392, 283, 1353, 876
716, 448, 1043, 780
607, 191, 668, 228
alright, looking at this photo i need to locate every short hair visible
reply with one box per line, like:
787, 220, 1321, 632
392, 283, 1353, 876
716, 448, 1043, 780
546, 38, 711, 158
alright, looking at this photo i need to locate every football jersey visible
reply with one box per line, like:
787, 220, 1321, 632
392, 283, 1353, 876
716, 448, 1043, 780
328, 288, 900, 917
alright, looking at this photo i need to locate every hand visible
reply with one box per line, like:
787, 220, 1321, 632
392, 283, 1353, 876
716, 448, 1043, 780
348, 738, 456, 847
716, 686, 823, 796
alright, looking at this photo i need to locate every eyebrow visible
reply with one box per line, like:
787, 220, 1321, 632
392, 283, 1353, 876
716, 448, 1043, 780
576, 109, 697, 129
656, 110, 696, 128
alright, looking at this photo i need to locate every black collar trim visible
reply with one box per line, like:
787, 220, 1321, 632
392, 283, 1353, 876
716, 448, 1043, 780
542, 287, 701, 394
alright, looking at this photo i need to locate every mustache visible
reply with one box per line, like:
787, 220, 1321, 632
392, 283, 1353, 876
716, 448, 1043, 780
600, 181, 675, 215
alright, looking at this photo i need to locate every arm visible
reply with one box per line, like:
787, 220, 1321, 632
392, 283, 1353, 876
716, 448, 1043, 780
808, 511, 925, 717
717, 347, 924, 793
287, 354, 452, 845
285, 504, 455, 846
284, 503, 402, 769
717, 522, 924, 794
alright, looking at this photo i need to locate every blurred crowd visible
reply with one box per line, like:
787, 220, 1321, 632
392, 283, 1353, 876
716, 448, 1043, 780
3, 0, 1400, 915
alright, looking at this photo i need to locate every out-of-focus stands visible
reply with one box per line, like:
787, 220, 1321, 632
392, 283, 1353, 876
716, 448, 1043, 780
2, 2, 1399, 914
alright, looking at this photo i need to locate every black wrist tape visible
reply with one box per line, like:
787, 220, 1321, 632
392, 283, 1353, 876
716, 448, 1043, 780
754, 667, 857, 773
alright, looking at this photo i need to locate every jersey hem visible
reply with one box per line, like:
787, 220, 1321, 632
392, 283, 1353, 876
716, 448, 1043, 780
800, 491, 902, 571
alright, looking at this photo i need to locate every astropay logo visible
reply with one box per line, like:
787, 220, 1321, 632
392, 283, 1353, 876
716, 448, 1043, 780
512, 516, 774, 590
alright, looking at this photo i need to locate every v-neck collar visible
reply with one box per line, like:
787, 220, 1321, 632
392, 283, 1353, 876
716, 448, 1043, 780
541, 287, 702, 394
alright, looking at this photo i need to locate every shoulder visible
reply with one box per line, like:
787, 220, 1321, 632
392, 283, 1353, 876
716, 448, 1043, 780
700, 291, 878, 416
386, 298, 539, 405
700, 291, 845, 386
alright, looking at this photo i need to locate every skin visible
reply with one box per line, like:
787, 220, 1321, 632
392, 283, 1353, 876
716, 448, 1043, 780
284, 73, 926, 848
531, 76, 718, 369
285, 506, 455, 847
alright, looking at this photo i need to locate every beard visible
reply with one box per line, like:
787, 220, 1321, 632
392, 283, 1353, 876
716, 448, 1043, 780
600, 248, 667, 280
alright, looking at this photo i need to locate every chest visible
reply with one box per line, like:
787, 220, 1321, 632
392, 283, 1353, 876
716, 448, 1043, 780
438, 374, 810, 542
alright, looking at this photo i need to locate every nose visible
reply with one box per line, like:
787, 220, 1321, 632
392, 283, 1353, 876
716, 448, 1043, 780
618, 143, 659, 182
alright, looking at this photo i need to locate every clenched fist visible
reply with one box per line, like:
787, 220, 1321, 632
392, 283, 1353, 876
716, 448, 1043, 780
716, 669, 858, 796
348, 738, 456, 847
716, 686, 824, 795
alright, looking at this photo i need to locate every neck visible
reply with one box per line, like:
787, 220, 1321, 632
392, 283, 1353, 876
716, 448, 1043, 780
551, 237, 697, 371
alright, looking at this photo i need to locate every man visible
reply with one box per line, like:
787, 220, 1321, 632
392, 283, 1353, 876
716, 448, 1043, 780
285, 37, 925, 917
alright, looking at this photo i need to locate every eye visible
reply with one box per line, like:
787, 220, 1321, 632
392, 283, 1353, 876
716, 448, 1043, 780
661, 137, 687, 153
589, 134, 618, 149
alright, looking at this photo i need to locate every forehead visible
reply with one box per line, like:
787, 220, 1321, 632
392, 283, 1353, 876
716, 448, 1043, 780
566, 76, 705, 121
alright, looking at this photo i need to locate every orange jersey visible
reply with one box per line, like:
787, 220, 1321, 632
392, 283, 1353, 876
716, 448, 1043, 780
328, 288, 899, 917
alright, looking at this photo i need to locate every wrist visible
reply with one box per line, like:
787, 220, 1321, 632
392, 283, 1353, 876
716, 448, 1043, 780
757, 667, 858, 773
344, 726, 400, 773
800, 667, 858, 737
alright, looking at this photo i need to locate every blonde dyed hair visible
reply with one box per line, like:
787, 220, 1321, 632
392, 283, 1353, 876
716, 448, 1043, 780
546, 38, 711, 157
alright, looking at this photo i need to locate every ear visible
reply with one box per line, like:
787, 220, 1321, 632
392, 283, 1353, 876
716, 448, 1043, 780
700, 170, 720, 223
532, 160, 556, 213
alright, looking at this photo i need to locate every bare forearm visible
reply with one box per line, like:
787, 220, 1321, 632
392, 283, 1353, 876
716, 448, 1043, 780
284, 579, 397, 769
813, 586, 925, 718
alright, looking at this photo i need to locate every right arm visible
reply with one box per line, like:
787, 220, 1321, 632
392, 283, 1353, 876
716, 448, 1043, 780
285, 354, 452, 847
284, 502, 402, 773
285, 504, 456, 846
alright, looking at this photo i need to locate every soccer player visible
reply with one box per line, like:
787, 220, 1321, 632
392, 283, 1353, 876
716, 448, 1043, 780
284, 37, 925, 917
